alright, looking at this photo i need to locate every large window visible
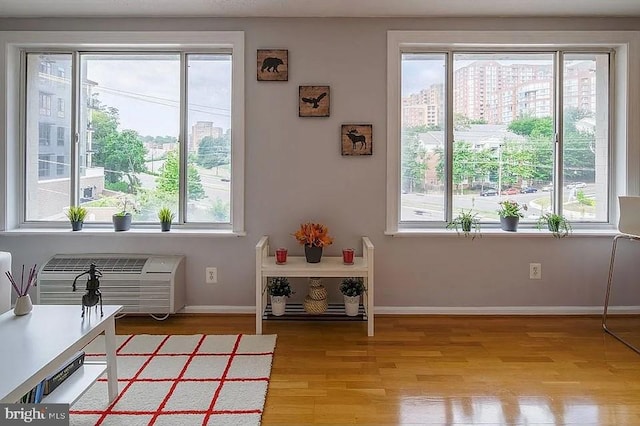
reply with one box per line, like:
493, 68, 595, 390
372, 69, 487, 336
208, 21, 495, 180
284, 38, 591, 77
390, 32, 613, 230
16, 32, 245, 231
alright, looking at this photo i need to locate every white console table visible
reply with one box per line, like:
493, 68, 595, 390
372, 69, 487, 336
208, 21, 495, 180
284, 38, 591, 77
256, 236, 374, 336
0, 305, 122, 405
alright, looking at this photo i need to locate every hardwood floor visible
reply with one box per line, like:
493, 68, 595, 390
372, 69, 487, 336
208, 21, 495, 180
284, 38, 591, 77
115, 315, 640, 425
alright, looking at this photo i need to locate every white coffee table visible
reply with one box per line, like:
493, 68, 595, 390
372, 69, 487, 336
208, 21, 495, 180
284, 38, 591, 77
0, 304, 122, 405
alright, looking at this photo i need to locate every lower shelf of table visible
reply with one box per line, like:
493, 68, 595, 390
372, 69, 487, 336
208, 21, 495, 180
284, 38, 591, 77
263, 303, 367, 321
42, 362, 106, 405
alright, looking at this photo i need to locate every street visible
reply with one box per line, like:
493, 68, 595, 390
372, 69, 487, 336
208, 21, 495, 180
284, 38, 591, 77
401, 185, 595, 222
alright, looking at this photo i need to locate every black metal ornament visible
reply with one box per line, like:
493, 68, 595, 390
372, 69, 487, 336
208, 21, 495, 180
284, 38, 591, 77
72, 263, 103, 318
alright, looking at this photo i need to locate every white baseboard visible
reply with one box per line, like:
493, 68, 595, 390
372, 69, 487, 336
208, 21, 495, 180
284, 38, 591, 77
374, 306, 640, 315
181, 305, 256, 314
181, 305, 640, 315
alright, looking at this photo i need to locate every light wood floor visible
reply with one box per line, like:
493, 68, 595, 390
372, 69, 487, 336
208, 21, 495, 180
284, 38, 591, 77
116, 315, 640, 425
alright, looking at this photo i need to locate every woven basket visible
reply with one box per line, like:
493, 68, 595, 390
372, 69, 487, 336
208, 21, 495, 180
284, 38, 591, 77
308, 284, 328, 301
309, 277, 323, 287
303, 295, 328, 314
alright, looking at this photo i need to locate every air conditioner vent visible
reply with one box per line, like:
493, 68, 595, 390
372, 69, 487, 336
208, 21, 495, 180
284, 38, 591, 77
38, 254, 186, 317
42, 257, 147, 273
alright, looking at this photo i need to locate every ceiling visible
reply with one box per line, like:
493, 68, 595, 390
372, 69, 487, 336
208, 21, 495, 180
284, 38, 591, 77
2, 0, 640, 19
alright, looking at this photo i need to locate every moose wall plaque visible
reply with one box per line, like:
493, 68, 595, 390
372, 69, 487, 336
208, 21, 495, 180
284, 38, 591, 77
341, 124, 372, 156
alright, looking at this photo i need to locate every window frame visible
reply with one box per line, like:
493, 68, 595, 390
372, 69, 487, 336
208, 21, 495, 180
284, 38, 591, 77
0, 31, 245, 233
386, 30, 639, 234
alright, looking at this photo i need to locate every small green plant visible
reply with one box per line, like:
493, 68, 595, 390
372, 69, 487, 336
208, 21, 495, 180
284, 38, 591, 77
157, 207, 175, 223
268, 277, 293, 297
576, 190, 595, 207
497, 200, 527, 218
537, 213, 572, 238
114, 197, 138, 217
339, 277, 365, 297
65, 206, 88, 222
447, 209, 481, 239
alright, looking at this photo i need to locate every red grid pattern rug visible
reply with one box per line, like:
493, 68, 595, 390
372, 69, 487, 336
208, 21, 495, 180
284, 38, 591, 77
70, 334, 277, 426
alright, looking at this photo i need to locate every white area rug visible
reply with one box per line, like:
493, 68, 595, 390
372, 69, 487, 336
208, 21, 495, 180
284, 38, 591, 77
70, 334, 277, 426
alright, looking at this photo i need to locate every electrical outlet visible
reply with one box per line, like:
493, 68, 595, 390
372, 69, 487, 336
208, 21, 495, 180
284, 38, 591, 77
206, 267, 217, 284
529, 263, 541, 280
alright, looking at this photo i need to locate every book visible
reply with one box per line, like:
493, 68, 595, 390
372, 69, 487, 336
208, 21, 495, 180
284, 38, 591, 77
43, 351, 85, 395
34, 381, 44, 403
19, 381, 42, 404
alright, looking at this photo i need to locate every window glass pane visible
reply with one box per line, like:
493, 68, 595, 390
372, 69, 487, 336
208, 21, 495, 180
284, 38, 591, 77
56, 155, 65, 175
81, 54, 180, 223
400, 53, 446, 222
453, 53, 554, 222
186, 53, 232, 223
562, 54, 609, 222
26, 53, 72, 221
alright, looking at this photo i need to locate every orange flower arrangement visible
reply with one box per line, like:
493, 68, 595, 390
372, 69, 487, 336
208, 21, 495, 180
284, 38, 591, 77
293, 222, 334, 248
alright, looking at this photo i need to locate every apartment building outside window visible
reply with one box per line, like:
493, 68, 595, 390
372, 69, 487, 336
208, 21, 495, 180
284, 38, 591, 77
57, 127, 65, 146
57, 98, 65, 118
387, 32, 621, 232
38, 154, 51, 177
56, 155, 65, 175
39, 92, 51, 116
38, 123, 51, 146
6, 31, 245, 231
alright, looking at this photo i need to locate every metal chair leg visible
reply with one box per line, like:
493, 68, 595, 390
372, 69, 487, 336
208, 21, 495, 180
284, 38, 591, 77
602, 234, 640, 354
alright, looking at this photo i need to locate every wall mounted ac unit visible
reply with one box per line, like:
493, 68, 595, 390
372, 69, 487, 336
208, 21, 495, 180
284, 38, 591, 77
38, 254, 186, 319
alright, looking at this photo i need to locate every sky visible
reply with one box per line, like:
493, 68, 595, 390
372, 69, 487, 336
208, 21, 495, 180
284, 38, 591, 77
401, 54, 555, 97
85, 54, 232, 137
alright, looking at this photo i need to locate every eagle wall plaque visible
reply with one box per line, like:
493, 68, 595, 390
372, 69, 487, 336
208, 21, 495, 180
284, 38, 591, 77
299, 85, 330, 117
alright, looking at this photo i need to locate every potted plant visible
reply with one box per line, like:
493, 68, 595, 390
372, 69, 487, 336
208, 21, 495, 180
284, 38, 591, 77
447, 209, 481, 239
268, 277, 293, 316
497, 200, 527, 232
339, 277, 365, 317
112, 198, 136, 232
66, 206, 88, 231
293, 222, 334, 263
537, 212, 572, 238
158, 207, 175, 232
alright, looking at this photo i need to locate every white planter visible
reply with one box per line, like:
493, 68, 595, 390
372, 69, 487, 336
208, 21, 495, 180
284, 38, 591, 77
343, 295, 360, 317
270, 295, 287, 316
14, 294, 33, 316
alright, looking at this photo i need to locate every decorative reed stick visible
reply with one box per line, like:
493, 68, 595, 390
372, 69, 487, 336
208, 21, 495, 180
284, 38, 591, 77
5, 264, 37, 297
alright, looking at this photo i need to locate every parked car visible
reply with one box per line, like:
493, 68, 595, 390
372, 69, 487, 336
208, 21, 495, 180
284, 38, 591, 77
566, 182, 586, 189
480, 188, 498, 196
501, 187, 519, 195
520, 186, 538, 193
541, 184, 553, 192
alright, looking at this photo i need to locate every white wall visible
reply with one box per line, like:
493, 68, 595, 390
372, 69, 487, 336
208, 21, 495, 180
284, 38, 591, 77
1, 17, 640, 312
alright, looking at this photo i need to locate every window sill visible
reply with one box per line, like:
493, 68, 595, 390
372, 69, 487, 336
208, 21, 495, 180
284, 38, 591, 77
385, 228, 617, 238
0, 227, 245, 237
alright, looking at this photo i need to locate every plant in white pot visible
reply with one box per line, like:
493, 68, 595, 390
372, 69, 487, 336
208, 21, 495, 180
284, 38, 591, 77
339, 277, 365, 317
268, 277, 293, 316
